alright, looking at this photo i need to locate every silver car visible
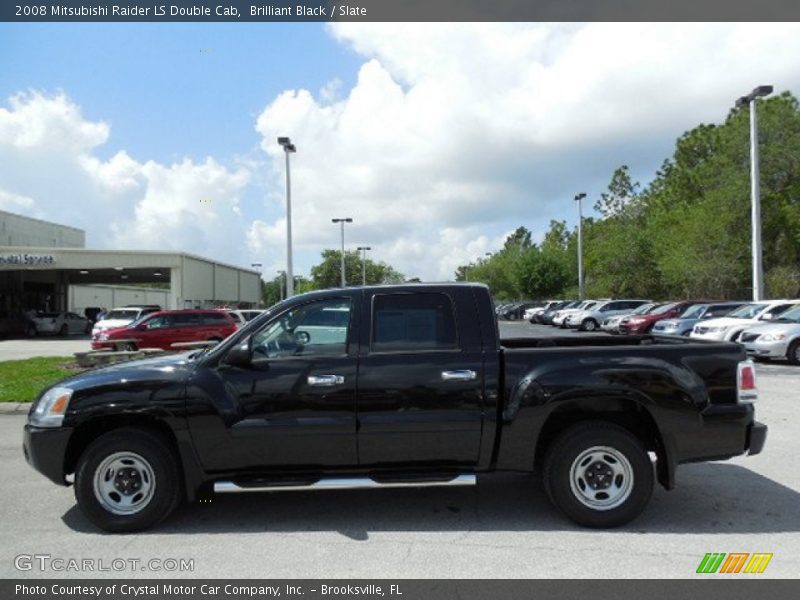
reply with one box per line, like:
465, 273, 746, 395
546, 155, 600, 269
565, 299, 650, 332
31, 311, 91, 336
740, 305, 800, 364
651, 302, 745, 337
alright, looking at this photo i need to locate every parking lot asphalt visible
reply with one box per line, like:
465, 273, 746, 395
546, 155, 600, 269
1, 322, 797, 578
0, 335, 91, 361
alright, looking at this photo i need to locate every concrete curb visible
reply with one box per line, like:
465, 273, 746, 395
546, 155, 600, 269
0, 403, 32, 415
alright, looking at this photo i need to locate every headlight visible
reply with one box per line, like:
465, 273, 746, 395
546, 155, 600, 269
30, 387, 73, 428
98, 332, 108, 340
760, 333, 786, 342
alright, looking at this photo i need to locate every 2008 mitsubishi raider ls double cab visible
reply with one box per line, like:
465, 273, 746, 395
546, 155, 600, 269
23, 283, 767, 532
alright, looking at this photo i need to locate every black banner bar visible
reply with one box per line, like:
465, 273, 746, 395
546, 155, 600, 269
4, 580, 800, 600
3, 0, 800, 22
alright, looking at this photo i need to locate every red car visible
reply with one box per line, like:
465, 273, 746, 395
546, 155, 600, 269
618, 301, 697, 335
91, 309, 237, 351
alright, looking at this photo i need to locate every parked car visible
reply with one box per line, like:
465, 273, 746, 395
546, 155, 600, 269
91, 309, 237, 351
601, 303, 658, 333
740, 304, 800, 364
552, 300, 599, 328
25, 283, 765, 532
565, 300, 650, 332
31, 311, 91, 336
498, 302, 539, 321
91, 306, 162, 337
618, 301, 697, 335
226, 309, 266, 327
539, 300, 577, 325
652, 302, 746, 337
690, 300, 800, 342
524, 300, 560, 323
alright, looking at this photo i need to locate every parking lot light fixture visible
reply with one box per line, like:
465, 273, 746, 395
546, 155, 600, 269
332, 218, 353, 287
357, 246, 372, 286
277, 137, 296, 298
574, 193, 587, 300
735, 85, 773, 301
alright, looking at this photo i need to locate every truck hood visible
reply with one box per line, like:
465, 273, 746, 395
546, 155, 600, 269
54, 352, 197, 394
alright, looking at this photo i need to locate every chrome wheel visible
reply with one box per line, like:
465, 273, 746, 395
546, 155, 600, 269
569, 446, 633, 511
93, 452, 156, 515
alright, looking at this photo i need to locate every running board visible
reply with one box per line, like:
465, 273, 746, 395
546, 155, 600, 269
214, 473, 476, 494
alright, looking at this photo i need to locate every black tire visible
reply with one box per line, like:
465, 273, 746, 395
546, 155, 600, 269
74, 427, 182, 532
543, 422, 653, 528
26, 324, 37, 337
59, 324, 68, 336
787, 340, 800, 366
581, 319, 598, 332
119, 342, 138, 352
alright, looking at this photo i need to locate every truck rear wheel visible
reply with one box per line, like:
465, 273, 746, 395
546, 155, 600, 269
74, 428, 181, 532
543, 422, 653, 528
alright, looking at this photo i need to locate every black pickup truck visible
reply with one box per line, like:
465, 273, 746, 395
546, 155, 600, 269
23, 284, 766, 532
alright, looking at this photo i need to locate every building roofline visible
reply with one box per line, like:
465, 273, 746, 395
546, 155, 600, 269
0, 209, 85, 235
0, 246, 260, 275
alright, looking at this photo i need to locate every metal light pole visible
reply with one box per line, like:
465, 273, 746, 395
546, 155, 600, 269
332, 218, 353, 287
735, 85, 772, 301
357, 246, 371, 286
574, 192, 586, 300
277, 270, 285, 301
251, 263, 263, 307
277, 137, 296, 297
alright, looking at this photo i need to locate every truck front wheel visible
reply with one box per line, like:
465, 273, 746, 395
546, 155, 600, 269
74, 428, 182, 532
543, 422, 653, 528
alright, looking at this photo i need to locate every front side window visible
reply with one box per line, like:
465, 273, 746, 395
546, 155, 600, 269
252, 298, 352, 359
372, 292, 457, 352
145, 315, 172, 329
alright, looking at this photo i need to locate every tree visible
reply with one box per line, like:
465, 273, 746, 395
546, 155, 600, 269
309, 249, 404, 289
516, 246, 570, 299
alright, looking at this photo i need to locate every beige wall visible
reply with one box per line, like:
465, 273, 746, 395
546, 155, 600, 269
1, 210, 85, 248
69, 285, 170, 313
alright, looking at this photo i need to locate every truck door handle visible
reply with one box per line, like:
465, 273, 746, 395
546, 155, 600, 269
307, 374, 345, 387
441, 370, 477, 382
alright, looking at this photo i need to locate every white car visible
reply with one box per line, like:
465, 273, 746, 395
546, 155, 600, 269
525, 301, 561, 323
740, 305, 800, 364
565, 299, 650, 332
31, 311, 91, 336
690, 300, 800, 342
91, 306, 161, 336
227, 309, 266, 328
552, 300, 599, 328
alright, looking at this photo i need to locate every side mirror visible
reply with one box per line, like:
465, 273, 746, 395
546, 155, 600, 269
136, 323, 147, 330
761, 313, 773, 321
224, 336, 253, 367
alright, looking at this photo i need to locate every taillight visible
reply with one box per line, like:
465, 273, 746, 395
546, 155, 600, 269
737, 360, 758, 403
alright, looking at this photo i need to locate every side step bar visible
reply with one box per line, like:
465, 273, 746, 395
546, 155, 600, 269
214, 473, 476, 494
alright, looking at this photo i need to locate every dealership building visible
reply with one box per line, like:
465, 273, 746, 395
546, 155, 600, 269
0, 210, 262, 316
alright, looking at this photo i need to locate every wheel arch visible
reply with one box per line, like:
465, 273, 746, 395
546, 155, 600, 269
533, 397, 674, 490
64, 414, 204, 501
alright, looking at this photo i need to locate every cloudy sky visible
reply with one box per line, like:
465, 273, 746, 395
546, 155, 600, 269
2, 23, 800, 281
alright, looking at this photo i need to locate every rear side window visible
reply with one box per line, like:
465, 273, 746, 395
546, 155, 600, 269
202, 312, 229, 325
173, 313, 200, 326
372, 293, 458, 352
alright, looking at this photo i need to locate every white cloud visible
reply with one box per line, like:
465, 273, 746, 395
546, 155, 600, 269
4, 24, 800, 281
0, 189, 38, 215
249, 22, 800, 279
0, 91, 108, 154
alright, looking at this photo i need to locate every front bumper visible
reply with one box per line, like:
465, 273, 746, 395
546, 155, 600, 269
23, 424, 73, 485
744, 340, 788, 358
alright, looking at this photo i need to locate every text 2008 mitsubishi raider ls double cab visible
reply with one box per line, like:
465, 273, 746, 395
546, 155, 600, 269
24, 284, 766, 531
